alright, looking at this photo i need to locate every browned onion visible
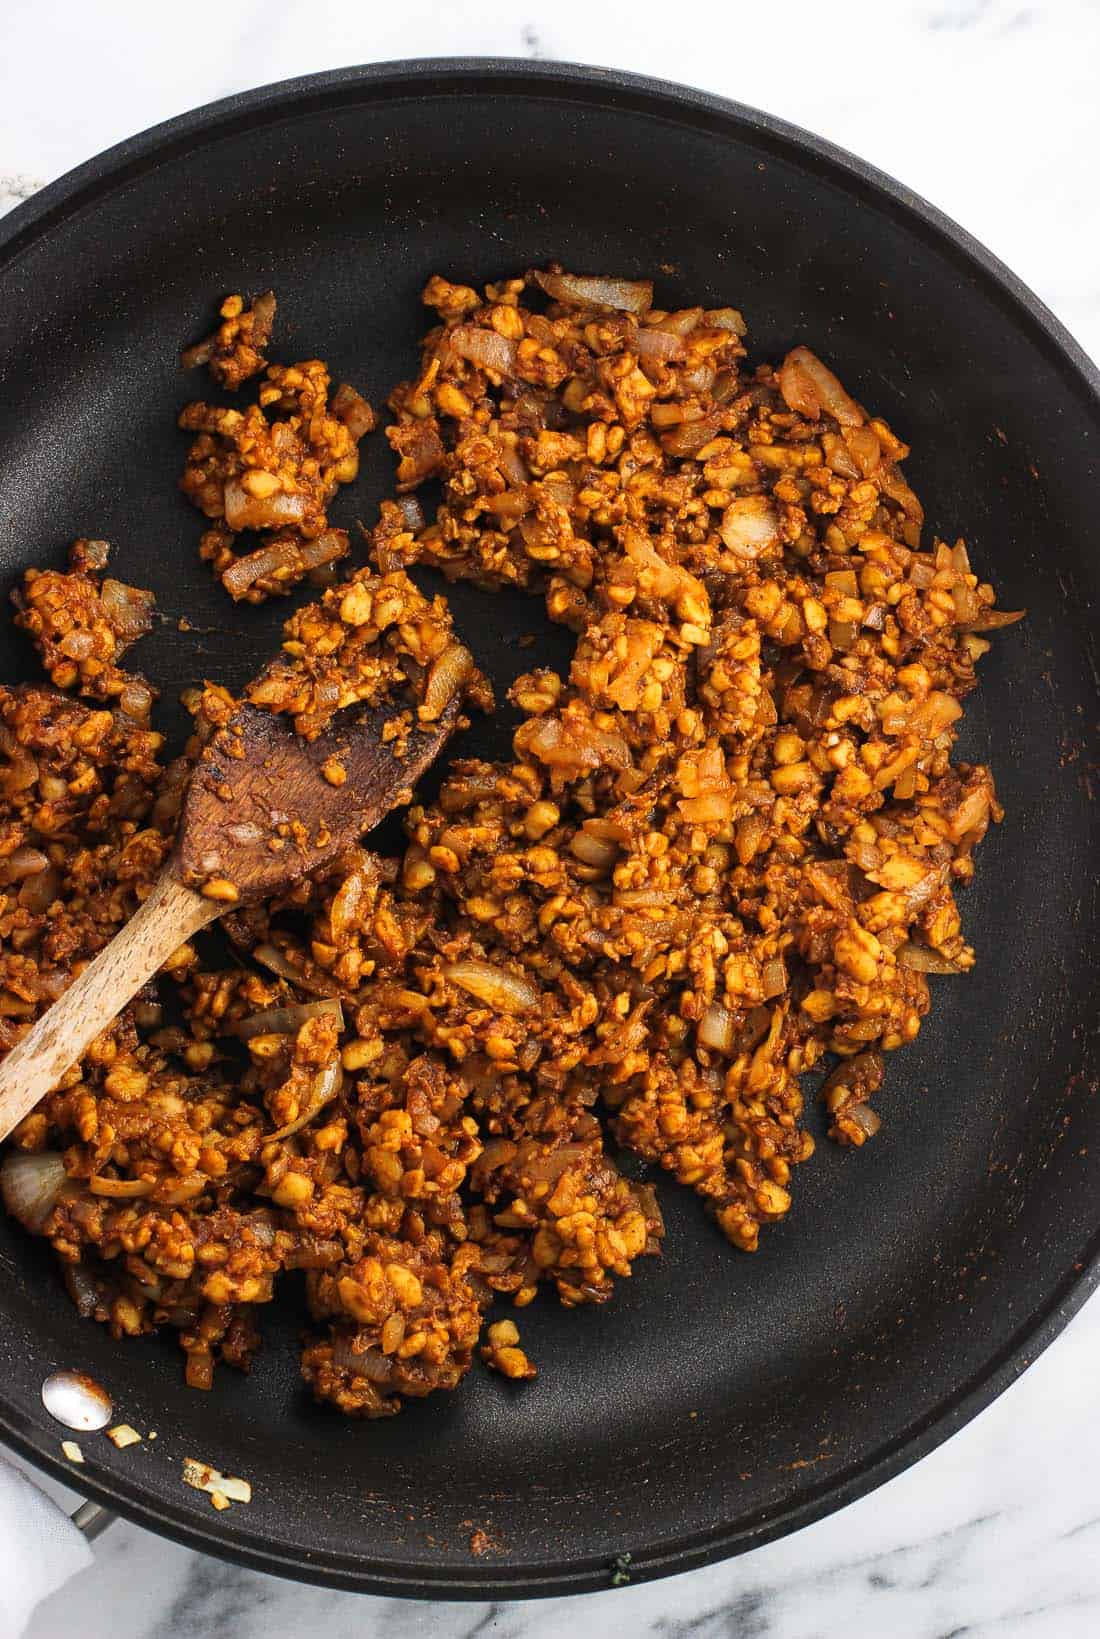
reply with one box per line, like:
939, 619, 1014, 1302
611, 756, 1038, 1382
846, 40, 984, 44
681, 364, 717, 396
659, 308, 704, 336
159, 1178, 207, 1206
250, 289, 277, 344
331, 383, 376, 440
761, 958, 787, 999
180, 335, 216, 369
444, 960, 539, 1013
897, 942, 964, 974
118, 680, 155, 721
89, 1175, 155, 1199
878, 463, 924, 522
957, 607, 1026, 633
614, 888, 675, 908
698, 1003, 736, 1054
220, 540, 299, 598
298, 531, 349, 570
223, 479, 308, 531
570, 831, 618, 869
542, 475, 576, 508
2, 749, 38, 795
660, 414, 722, 457
421, 643, 473, 722
951, 583, 981, 624
19, 864, 61, 913
252, 944, 337, 996
331, 1336, 393, 1381
396, 494, 426, 531
100, 578, 155, 644
450, 326, 517, 376
499, 444, 530, 486
779, 347, 865, 427
635, 328, 686, 362
821, 431, 860, 478
234, 998, 345, 1041
848, 1104, 882, 1138
703, 308, 748, 336
719, 495, 780, 560
0, 846, 49, 883
1, 1151, 67, 1232
844, 425, 882, 477
267, 1056, 344, 1141
520, 713, 631, 774
532, 269, 653, 314
64, 1263, 100, 1318
59, 630, 94, 661
329, 867, 368, 942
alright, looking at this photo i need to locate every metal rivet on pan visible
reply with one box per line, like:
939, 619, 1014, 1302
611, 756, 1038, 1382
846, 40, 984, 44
41, 1370, 113, 1432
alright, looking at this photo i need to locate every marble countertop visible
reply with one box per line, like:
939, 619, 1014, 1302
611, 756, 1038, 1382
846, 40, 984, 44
4, 2, 1098, 1635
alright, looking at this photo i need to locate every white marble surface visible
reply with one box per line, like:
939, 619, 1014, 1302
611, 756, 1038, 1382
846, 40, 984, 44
3, 2, 1099, 1635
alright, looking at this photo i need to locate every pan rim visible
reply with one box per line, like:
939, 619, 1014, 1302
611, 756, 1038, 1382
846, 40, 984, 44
0, 55, 1097, 1599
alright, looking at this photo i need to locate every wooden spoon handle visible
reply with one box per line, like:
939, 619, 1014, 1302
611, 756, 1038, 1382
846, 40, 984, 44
0, 873, 218, 1143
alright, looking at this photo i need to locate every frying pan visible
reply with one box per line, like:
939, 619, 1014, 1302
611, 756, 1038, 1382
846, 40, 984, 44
0, 58, 1097, 1600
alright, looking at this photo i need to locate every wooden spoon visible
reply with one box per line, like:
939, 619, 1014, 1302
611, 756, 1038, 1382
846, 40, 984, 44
0, 693, 461, 1141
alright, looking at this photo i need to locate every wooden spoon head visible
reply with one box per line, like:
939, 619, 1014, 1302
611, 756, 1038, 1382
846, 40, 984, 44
173, 695, 460, 904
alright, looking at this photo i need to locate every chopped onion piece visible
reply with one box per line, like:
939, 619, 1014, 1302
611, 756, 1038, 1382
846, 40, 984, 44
330, 383, 376, 441
0, 846, 49, 883
828, 620, 858, 651
849, 1104, 882, 1138
450, 326, 516, 376
761, 958, 787, 999
532, 269, 653, 314
89, 1175, 155, 1199
957, 607, 1025, 633
779, 347, 865, 427
897, 942, 965, 974
719, 495, 780, 560
223, 479, 307, 532
421, 643, 473, 722
878, 463, 924, 522
660, 413, 722, 457
843, 425, 882, 477
267, 1057, 344, 1141
698, 1003, 736, 1054
635, 327, 686, 362
331, 1336, 393, 1381
703, 307, 747, 336
252, 944, 337, 996
396, 494, 426, 531
234, 999, 344, 1041
570, 830, 618, 869
1, 1151, 67, 1232
445, 960, 539, 1013
100, 579, 155, 645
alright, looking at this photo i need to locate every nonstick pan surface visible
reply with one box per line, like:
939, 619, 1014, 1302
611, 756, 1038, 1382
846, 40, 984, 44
0, 59, 1097, 1599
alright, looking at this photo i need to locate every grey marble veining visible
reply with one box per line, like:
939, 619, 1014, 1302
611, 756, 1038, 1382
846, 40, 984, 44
4, 1, 1099, 1634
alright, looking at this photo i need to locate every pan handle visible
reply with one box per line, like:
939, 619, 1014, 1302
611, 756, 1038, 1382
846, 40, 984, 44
71, 1499, 115, 1541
